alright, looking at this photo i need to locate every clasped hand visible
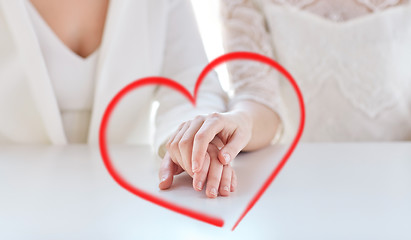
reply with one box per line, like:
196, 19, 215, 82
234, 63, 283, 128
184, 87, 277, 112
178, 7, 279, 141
158, 111, 252, 198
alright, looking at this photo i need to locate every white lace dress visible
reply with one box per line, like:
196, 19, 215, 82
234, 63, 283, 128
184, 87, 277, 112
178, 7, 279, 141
221, 0, 411, 142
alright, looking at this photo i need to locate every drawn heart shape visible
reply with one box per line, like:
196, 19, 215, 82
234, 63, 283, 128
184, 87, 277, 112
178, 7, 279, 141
99, 52, 305, 231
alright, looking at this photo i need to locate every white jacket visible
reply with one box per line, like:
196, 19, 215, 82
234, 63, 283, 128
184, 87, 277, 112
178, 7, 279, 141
0, 0, 226, 149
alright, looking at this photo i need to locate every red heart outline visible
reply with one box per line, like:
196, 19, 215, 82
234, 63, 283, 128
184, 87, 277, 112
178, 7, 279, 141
99, 52, 305, 230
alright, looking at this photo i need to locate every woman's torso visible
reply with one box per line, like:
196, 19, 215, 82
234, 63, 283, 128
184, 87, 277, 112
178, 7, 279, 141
26, 0, 100, 143
239, 0, 411, 141
0, 0, 226, 145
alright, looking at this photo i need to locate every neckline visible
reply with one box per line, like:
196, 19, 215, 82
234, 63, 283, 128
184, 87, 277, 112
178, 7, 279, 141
25, 0, 102, 61
266, 1, 411, 26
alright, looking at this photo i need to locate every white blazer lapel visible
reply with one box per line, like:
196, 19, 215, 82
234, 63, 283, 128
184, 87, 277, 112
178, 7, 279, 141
1, 0, 67, 144
88, 0, 151, 144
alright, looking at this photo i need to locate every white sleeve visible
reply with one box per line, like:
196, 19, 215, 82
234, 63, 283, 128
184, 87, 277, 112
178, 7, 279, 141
154, 0, 227, 157
221, 0, 282, 115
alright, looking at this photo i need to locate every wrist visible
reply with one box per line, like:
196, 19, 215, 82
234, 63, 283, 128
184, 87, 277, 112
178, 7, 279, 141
228, 101, 255, 126
227, 103, 254, 141
232, 109, 253, 128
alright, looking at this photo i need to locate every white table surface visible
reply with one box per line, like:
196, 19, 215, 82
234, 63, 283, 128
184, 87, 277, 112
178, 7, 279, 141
0, 143, 410, 240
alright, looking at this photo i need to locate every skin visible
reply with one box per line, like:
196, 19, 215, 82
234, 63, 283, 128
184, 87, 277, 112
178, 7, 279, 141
29, 0, 279, 197
30, 0, 236, 198
30, 0, 109, 58
160, 100, 281, 195
159, 138, 237, 198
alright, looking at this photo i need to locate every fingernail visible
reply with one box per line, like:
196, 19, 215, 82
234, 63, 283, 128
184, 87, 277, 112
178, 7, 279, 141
210, 188, 217, 197
196, 181, 202, 190
223, 186, 230, 192
223, 153, 230, 164
160, 176, 167, 182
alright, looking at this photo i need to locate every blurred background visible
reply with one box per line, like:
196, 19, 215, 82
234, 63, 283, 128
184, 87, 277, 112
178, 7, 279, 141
190, 0, 230, 90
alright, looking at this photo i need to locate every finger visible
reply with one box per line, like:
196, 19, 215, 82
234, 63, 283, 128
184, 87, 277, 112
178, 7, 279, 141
192, 151, 210, 191
159, 152, 176, 190
179, 116, 205, 176
230, 169, 237, 192
205, 146, 223, 198
219, 165, 232, 197
169, 121, 191, 173
159, 152, 185, 190
166, 121, 185, 150
192, 114, 226, 173
218, 130, 247, 165
210, 136, 224, 150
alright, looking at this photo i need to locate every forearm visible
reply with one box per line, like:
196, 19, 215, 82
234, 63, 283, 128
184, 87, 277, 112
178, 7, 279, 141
230, 100, 280, 151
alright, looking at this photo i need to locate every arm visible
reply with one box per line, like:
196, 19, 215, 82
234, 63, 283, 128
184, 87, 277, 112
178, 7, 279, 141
221, 0, 282, 120
228, 100, 280, 152
153, 0, 227, 157
154, 0, 238, 197
159, 0, 283, 193
188, 0, 283, 169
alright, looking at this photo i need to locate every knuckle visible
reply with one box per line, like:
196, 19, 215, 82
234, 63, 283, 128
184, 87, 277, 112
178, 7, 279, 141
194, 115, 204, 121
208, 113, 223, 125
209, 112, 220, 119
178, 138, 191, 149
207, 175, 220, 184
170, 140, 179, 151
195, 132, 206, 141
166, 140, 171, 150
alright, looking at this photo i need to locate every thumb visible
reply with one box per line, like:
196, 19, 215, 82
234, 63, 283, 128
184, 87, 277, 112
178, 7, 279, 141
218, 131, 247, 165
159, 152, 183, 190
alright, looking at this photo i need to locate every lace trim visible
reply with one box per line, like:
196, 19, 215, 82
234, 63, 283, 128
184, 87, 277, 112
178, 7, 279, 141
221, 0, 282, 115
268, 0, 408, 21
221, 0, 411, 120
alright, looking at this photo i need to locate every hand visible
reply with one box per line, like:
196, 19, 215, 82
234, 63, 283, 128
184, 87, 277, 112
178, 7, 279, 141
159, 138, 238, 198
166, 111, 252, 175
158, 151, 184, 190
192, 140, 237, 197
